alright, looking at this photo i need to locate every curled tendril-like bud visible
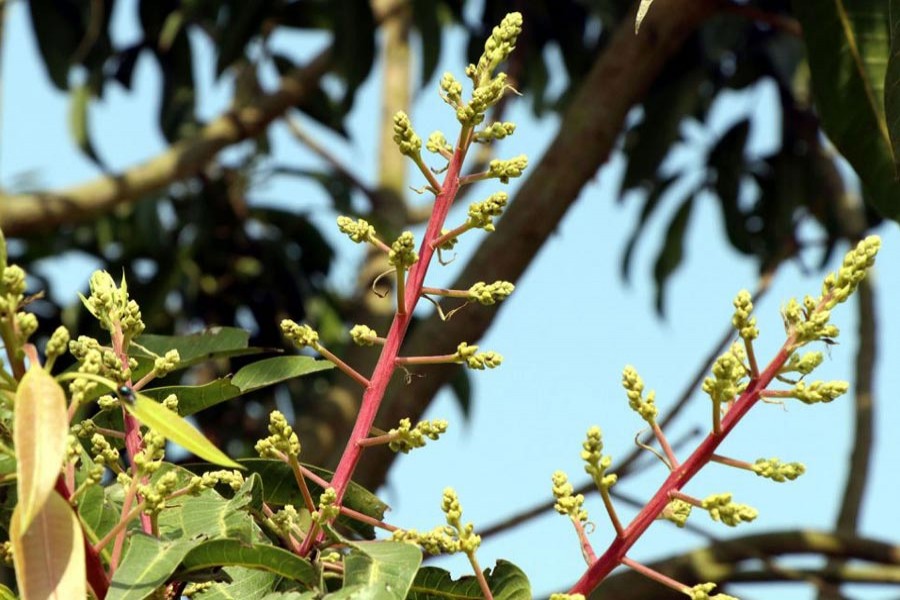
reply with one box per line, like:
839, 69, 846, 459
661, 498, 692, 528
441, 488, 481, 553
313, 488, 340, 524
687, 583, 739, 600
336, 216, 376, 244
466, 192, 509, 231
426, 131, 453, 154
471, 12, 523, 86
582, 426, 617, 491
702, 344, 748, 406
701, 493, 758, 527
389, 418, 449, 454
752, 458, 806, 482
621, 365, 658, 424
281, 320, 319, 349
780, 351, 824, 376
487, 154, 528, 183
389, 232, 418, 270
392, 111, 422, 157
349, 324, 379, 346
467, 281, 514, 305
465, 350, 503, 370
439, 72, 463, 107
822, 235, 880, 309
551, 471, 588, 522
154, 349, 181, 378
255, 410, 301, 458
791, 380, 849, 404
473, 121, 516, 143
732, 289, 759, 341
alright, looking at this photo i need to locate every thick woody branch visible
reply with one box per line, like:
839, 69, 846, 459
0, 51, 331, 236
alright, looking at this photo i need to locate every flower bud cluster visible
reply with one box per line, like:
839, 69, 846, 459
822, 236, 880, 309
336, 216, 376, 244
752, 458, 805, 482
790, 380, 849, 404
281, 320, 319, 349
661, 498, 693, 528
388, 418, 449, 454
701, 493, 758, 527
153, 349, 181, 378
139, 470, 179, 515
392, 111, 422, 157
702, 344, 748, 406
133, 430, 166, 475
731, 290, 758, 341
622, 366, 658, 423
454, 342, 502, 370
780, 351, 824, 376
470, 12, 523, 87
688, 582, 739, 600
467, 281, 514, 305
582, 426, 616, 491
551, 471, 588, 522
312, 488, 339, 524
254, 410, 301, 458
388, 232, 418, 270
349, 324, 379, 346
426, 131, 453, 155
187, 470, 245, 494
80, 271, 145, 342
466, 192, 508, 231
90, 434, 120, 468
474, 122, 516, 143
486, 154, 528, 184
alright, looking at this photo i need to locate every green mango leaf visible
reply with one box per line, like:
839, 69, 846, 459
216, 0, 274, 75
887, 0, 900, 173
619, 174, 678, 283
141, 379, 242, 417
793, 0, 900, 221
239, 459, 388, 540
124, 391, 242, 469
231, 356, 334, 392
192, 566, 277, 600
0, 583, 16, 600
69, 83, 106, 169
156, 28, 197, 142
412, 0, 444, 86
408, 561, 531, 599
157, 471, 256, 542
78, 484, 123, 560
15, 366, 68, 533
26, 0, 83, 89
322, 541, 420, 599
135, 327, 266, 368
107, 534, 203, 600
179, 539, 316, 584
11, 490, 86, 600
653, 195, 696, 315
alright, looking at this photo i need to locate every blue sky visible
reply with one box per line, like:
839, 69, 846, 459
4, 2, 900, 598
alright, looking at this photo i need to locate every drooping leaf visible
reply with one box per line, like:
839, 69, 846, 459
793, 0, 900, 221
11, 490, 86, 600
620, 175, 678, 282
77, 484, 122, 557
179, 539, 316, 584
155, 28, 197, 142
141, 379, 242, 417
408, 560, 531, 599
231, 356, 334, 392
652, 195, 696, 315
886, 0, 900, 173
708, 119, 754, 255
26, 0, 84, 89
123, 392, 242, 469
331, 0, 376, 112
134, 327, 265, 368
412, 0, 445, 86
192, 566, 277, 600
447, 365, 472, 421
107, 534, 203, 600
216, 0, 274, 75
325, 541, 421, 599
15, 366, 68, 533
69, 83, 106, 169
239, 459, 388, 539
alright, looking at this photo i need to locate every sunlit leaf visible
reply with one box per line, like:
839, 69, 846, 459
123, 392, 242, 469
325, 541, 420, 599
107, 534, 202, 600
179, 539, 316, 584
15, 366, 68, 533
11, 490, 86, 600
635, 0, 655, 33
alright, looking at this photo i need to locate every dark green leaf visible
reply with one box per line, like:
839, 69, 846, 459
77, 485, 122, 557
619, 175, 678, 283
216, 0, 274, 75
135, 327, 264, 367
142, 379, 242, 417
156, 29, 197, 142
447, 365, 472, 421
332, 0, 376, 112
179, 539, 315, 584
794, 0, 900, 221
327, 541, 421, 599
27, 0, 84, 89
653, 196, 696, 315
412, 0, 444, 86
232, 356, 334, 392
408, 560, 531, 599
887, 0, 900, 176
192, 567, 277, 600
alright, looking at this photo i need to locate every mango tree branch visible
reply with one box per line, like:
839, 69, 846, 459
351, 0, 721, 491
0, 50, 332, 236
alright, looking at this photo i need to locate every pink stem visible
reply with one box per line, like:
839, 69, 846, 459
298, 141, 468, 556
569, 341, 794, 594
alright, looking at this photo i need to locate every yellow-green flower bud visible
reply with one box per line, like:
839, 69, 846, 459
255, 410, 301, 458
467, 281, 514, 305
687, 582, 739, 600
46, 326, 71, 361
281, 320, 319, 348
389, 232, 418, 270
466, 192, 508, 231
388, 418, 449, 453
349, 324, 379, 346
622, 365, 658, 423
426, 131, 453, 154
392, 111, 422, 157
661, 498, 692, 528
582, 426, 616, 491
336, 216, 376, 244
752, 458, 805, 482
551, 471, 588, 522
474, 121, 516, 143
702, 493, 758, 527
2, 265, 26, 296
472, 12, 523, 85
732, 289, 759, 341
16, 312, 38, 338
791, 380, 849, 404
823, 235, 880, 309
439, 72, 463, 107
312, 487, 340, 524
154, 349, 181, 378
487, 154, 528, 183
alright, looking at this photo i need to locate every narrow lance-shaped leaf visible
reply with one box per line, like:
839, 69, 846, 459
885, 0, 900, 172
122, 390, 242, 469
11, 490, 86, 600
69, 83, 106, 169
15, 366, 69, 533
793, 0, 900, 221
635, 0, 655, 33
